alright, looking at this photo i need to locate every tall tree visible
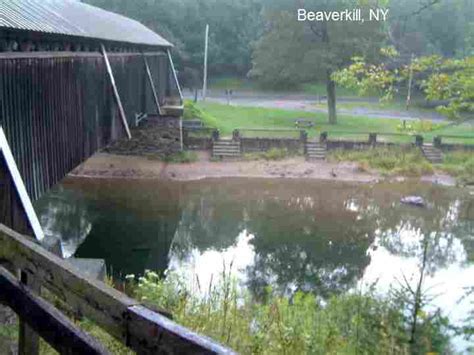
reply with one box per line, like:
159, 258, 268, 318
250, 1, 386, 124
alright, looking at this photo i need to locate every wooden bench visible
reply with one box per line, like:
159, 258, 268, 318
294, 119, 314, 128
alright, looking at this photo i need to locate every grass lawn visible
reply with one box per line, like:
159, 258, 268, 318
194, 102, 474, 144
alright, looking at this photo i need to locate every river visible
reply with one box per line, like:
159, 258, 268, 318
34, 177, 473, 351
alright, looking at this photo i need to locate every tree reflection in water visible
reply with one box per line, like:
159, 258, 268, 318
36, 178, 473, 306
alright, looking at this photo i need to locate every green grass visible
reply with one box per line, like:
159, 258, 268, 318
243, 148, 298, 161
440, 151, 474, 185
162, 151, 198, 164
314, 100, 439, 115
328, 147, 434, 176
193, 102, 474, 144
183, 100, 219, 128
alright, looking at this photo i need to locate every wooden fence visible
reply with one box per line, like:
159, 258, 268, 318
0, 224, 234, 354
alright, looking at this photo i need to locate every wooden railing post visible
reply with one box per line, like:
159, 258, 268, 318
18, 270, 40, 355
0, 224, 234, 354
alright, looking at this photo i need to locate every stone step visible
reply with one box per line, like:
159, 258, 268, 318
214, 141, 240, 146
421, 145, 443, 164
213, 145, 240, 149
213, 153, 241, 158
213, 150, 241, 155
214, 147, 240, 151
305, 142, 327, 161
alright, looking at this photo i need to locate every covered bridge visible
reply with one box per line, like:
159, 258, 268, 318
0, 2, 232, 354
0, 0, 183, 237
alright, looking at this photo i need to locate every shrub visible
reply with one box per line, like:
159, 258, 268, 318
183, 100, 219, 128
440, 151, 474, 185
162, 151, 198, 163
329, 147, 433, 176
127, 270, 452, 355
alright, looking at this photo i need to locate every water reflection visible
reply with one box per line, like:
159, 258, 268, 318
34, 178, 473, 345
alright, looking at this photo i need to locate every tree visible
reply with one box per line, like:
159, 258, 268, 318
333, 52, 474, 119
250, 0, 386, 124
84, 0, 263, 76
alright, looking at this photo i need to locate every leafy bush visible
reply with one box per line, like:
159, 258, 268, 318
162, 151, 198, 163
183, 100, 218, 128
127, 270, 451, 355
329, 147, 433, 176
440, 151, 474, 185
396, 119, 443, 134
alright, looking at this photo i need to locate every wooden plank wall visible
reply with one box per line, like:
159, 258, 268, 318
0, 155, 33, 235
0, 51, 169, 202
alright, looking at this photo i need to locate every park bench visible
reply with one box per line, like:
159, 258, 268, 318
294, 119, 315, 129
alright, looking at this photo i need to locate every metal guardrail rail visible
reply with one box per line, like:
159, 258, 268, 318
0, 224, 234, 354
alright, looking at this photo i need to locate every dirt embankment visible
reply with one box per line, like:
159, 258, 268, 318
70, 152, 456, 186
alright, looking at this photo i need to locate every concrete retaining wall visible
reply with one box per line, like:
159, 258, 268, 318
326, 141, 415, 150
241, 138, 303, 153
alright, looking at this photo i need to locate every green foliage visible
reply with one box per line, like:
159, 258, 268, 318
128, 270, 451, 354
183, 100, 219, 128
85, 0, 473, 85
334, 54, 474, 120
250, 1, 385, 89
84, 0, 263, 76
162, 151, 198, 164
422, 57, 474, 119
388, 0, 474, 57
440, 151, 474, 185
0, 323, 17, 342
396, 119, 444, 134
332, 53, 399, 102
329, 147, 434, 176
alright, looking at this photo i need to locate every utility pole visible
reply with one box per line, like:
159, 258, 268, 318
406, 53, 415, 110
202, 24, 209, 101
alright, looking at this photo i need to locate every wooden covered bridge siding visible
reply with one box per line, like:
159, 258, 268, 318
0, 51, 171, 202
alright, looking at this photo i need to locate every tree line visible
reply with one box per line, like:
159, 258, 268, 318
84, 0, 473, 123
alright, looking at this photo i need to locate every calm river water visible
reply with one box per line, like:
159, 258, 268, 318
34, 178, 474, 351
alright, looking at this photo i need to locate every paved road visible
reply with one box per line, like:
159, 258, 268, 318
185, 91, 447, 122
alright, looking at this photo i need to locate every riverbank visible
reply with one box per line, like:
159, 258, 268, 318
69, 152, 457, 186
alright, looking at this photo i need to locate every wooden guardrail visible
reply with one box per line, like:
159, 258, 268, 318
0, 224, 234, 354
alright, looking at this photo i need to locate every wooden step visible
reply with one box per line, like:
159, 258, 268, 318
421, 145, 443, 164
213, 139, 241, 157
305, 142, 327, 161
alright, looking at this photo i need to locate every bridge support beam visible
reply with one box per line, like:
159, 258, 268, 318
0, 127, 44, 240
101, 45, 132, 139
143, 54, 164, 116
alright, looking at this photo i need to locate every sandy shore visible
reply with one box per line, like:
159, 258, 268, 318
69, 152, 457, 186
